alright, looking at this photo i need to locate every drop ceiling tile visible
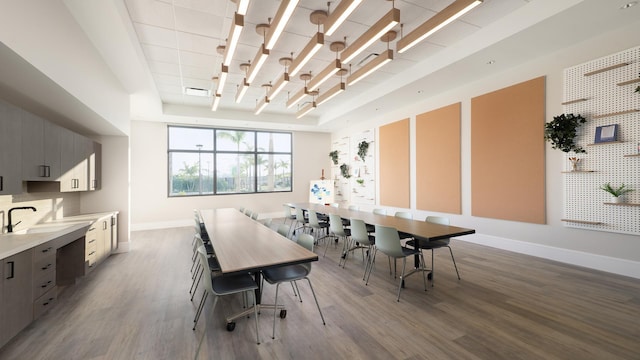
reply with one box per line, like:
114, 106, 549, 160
142, 44, 180, 63
177, 32, 220, 56
149, 60, 181, 76
179, 51, 217, 68
180, 64, 214, 79
173, 5, 224, 38
134, 23, 178, 48
125, 0, 174, 28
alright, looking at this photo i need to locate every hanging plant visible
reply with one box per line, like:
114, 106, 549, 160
329, 150, 339, 165
340, 163, 351, 178
544, 113, 587, 153
357, 141, 369, 162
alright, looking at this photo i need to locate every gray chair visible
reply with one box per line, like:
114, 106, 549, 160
251, 212, 259, 220
308, 209, 330, 245
394, 211, 414, 240
407, 216, 460, 287
191, 234, 221, 327
365, 225, 427, 301
282, 204, 296, 232
262, 233, 326, 339
349, 218, 378, 277
327, 214, 351, 265
293, 207, 308, 235
277, 223, 292, 239
193, 246, 260, 359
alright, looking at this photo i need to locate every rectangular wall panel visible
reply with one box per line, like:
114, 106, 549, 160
379, 119, 410, 208
416, 103, 461, 214
471, 77, 546, 224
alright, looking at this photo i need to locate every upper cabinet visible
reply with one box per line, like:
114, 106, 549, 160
21, 111, 62, 181
0, 99, 22, 195
90, 141, 101, 191
60, 128, 94, 192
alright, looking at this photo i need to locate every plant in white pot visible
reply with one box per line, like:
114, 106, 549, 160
600, 183, 634, 203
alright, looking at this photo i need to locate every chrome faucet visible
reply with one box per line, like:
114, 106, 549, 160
7, 206, 37, 233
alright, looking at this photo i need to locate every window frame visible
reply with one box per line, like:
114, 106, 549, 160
167, 125, 293, 197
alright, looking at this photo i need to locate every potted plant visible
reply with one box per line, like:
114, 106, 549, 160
544, 113, 587, 153
340, 163, 351, 179
329, 150, 339, 165
357, 141, 369, 162
600, 182, 634, 203
356, 178, 365, 186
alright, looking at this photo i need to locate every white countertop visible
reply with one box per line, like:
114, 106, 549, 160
0, 212, 118, 259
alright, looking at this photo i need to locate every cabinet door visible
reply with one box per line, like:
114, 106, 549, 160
21, 110, 45, 181
0, 99, 22, 195
75, 135, 92, 191
59, 127, 76, 192
90, 141, 101, 191
111, 214, 118, 252
1, 249, 33, 347
43, 121, 62, 180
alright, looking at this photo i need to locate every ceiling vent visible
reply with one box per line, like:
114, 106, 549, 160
183, 87, 211, 97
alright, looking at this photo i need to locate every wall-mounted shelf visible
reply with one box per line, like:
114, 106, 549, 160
561, 98, 589, 105
587, 141, 624, 146
591, 109, 639, 119
584, 62, 629, 76
623, 154, 640, 157
617, 78, 640, 86
561, 170, 596, 173
603, 202, 640, 207
561, 219, 603, 225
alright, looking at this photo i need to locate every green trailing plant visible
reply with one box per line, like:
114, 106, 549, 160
600, 182, 634, 197
357, 141, 369, 162
329, 150, 339, 165
356, 178, 365, 186
544, 113, 587, 153
340, 163, 351, 179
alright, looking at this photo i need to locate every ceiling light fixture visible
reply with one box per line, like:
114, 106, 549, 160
397, 0, 483, 54
269, 57, 292, 100
246, 24, 271, 83
348, 49, 393, 86
211, 93, 222, 111
223, 13, 244, 66
287, 73, 312, 108
255, 83, 272, 115
296, 101, 316, 119
308, 41, 345, 91
235, 63, 251, 103
264, 0, 300, 50
289, 32, 325, 77
324, 0, 364, 36
215, 64, 229, 95
316, 81, 345, 106
234, 0, 250, 15
340, 7, 399, 64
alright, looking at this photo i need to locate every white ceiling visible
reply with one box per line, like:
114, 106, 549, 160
1, 0, 639, 135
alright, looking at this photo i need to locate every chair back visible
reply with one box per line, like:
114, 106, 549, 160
283, 205, 294, 218
262, 218, 273, 227
297, 233, 315, 252
372, 208, 387, 215
426, 216, 449, 225
244, 209, 252, 217
308, 210, 321, 227
395, 211, 412, 220
348, 205, 359, 211
277, 224, 291, 238
197, 246, 214, 295
350, 219, 372, 245
374, 225, 405, 258
251, 212, 259, 220
295, 207, 305, 222
329, 214, 347, 236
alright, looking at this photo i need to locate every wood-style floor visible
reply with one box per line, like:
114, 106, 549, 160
1, 219, 639, 360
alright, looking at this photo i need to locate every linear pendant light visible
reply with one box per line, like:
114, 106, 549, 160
286, 87, 309, 108
269, 72, 290, 100
215, 64, 229, 95
397, 0, 482, 54
211, 93, 222, 111
316, 82, 345, 106
324, 0, 364, 36
307, 59, 341, 91
223, 13, 244, 66
340, 8, 399, 64
347, 49, 393, 86
235, 78, 250, 103
296, 101, 316, 119
235, 0, 250, 15
246, 44, 270, 83
255, 96, 270, 114
289, 32, 325, 77
264, 0, 300, 50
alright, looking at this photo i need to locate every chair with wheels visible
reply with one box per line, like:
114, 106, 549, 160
365, 225, 427, 302
261, 233, 326, 339
193, 246, 260, 358
407, 216, 460, 287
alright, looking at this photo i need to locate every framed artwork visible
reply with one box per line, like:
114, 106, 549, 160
594, 124, 618, 143
309, 180, 334, 204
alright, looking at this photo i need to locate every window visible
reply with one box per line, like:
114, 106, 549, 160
168, 126, 292, 196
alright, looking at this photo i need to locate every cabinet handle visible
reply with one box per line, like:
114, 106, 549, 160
111, 217, 115, 226
88, 239, 96, 243
89, 251, 96, 256
41, 263, 52, 270
6, 261, 14, 279
41, 280, 52, 288
39, 165, 51, 178
103, 221, 107, 230
0, 175, 3, 191
43, 297, 54, 306
92, 179, 97, 189
41, 247, 53, 253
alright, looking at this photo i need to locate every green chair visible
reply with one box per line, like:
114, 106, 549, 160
407, 216, 460, 287
348, 218, 378, 277
327, 214, 351, 264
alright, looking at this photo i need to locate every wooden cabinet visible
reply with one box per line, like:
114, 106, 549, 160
0, 99, 22, 195
0, 249, 33, 348
21, 111, 62, 181
60, 128, 93, 192
111, 214, 118, 252
90, 141, 101, 191
32, 242, 57, 320
84, 215, 115, 274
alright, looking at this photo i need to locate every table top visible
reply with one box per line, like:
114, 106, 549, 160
199, 208, 318, 275
290, 203, 476, 241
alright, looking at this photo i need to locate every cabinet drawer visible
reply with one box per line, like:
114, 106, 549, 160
33, 242, 55, 262
33, 268, 56, 299
33, 287, 58, 319
33, 254, 56, 274
85, 241, 97, 259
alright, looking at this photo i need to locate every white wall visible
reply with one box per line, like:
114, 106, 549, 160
129, 120, 331, 230
331, 21, 640, 278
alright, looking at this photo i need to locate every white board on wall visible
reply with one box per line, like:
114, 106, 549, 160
309, 180, 334, 204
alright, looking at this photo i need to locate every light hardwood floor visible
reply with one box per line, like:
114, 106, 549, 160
1, 220, 639, 360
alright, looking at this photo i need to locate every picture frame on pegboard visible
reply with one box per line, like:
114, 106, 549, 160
594, 124, 618, 143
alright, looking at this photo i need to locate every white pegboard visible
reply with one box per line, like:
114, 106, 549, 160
331, 136, 350, 204
350, 129, 375, 205
562, 45, 640, 235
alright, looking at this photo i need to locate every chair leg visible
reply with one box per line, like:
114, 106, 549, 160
190, 268, 203, 301
292, 281, 302, 302
431, 249, 435, 287
193, 292, 208, 330
304, 277, 326, 325
447, 246, 461, 280
194, 296, 218, 360
397, 258, 407, 302
272, 283, 281, 339
250, 290, 260, 345
419, 251, 428, 292
365, 248, 377, 285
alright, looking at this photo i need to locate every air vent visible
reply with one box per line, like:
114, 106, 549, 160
183, 87, 211, 97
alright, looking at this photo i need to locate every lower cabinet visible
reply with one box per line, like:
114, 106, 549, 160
32, 241, 57, 320
85, 214, 116, 274
0, 249, 34, 348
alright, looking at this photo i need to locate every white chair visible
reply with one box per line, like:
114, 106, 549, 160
308, 209, 330, 245
327, 214, 351, 266
365, 225, 427, 302
293, 207, 308, 235
407, 216, 460, 287
394, 211, 414, 240
348, 218, 378, 277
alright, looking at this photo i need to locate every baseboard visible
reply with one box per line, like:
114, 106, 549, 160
457, 233, 640, 279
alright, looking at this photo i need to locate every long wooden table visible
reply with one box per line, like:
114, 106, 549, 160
198, 208, 318, 323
